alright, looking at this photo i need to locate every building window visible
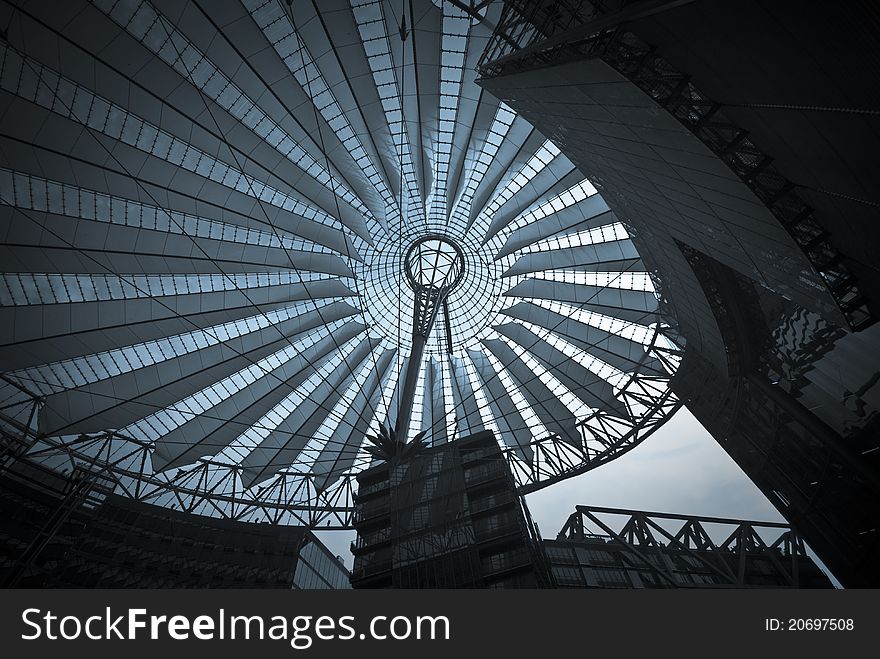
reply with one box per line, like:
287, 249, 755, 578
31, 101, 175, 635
551, 565, 584, 586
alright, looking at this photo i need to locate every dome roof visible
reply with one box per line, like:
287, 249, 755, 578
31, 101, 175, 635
0, 0, 680, 525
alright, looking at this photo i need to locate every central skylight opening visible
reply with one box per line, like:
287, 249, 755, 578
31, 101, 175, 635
404, 236, 466, 293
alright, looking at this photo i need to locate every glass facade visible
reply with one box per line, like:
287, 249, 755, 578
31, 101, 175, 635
670, 249, 880, 587
294, 540, 351, 590
350, 431, 549, 588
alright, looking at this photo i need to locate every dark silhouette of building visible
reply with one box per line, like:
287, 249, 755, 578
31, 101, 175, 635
0, 456, 349, 588
544, 505, 833, 588
350, 430, 550, 588
476, 0, 880, 587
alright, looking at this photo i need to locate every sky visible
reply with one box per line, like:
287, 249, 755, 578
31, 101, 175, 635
524, 406, 784, 534
313, 405, 839, 586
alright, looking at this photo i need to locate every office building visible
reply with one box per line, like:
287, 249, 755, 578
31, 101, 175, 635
350, 430, 549, 588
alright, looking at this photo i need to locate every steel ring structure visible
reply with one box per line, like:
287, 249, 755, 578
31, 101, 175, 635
0, 0, 682, 527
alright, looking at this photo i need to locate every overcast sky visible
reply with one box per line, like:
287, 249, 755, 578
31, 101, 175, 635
524, 406, 783, 534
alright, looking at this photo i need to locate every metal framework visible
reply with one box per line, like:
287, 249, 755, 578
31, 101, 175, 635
0, 0, 685, 529
508, 320, 681, 493
558, 505, 815, 587
0, 323, 680, 527
477, 0, 873, 331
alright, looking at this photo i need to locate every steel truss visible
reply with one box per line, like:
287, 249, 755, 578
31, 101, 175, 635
477, 0, 873, 331
509, 323, 681, 493
0, 324, 681, 528
559, 505, 813, 587
0, 0, 687, 531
